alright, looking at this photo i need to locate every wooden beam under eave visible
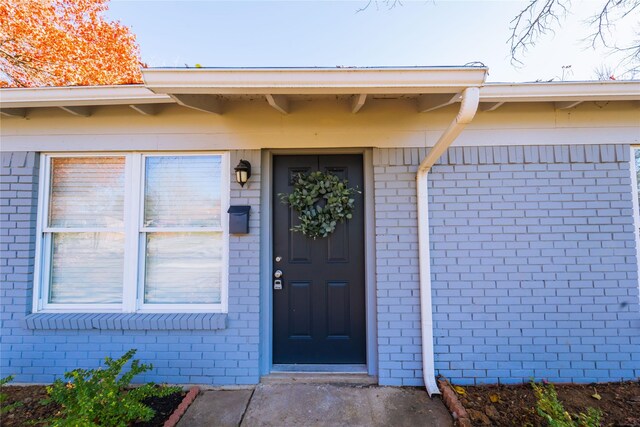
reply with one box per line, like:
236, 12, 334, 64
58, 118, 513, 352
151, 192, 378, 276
129, 104, 160, 116
555, 100, 583, 110
59, 106, 91, 117
351, 94, 367, 113
0, 108, 27, 118
417, 93, 460, 113
479, 101, 505, 112
266, 94, 289, 114
171, 94, 223, 114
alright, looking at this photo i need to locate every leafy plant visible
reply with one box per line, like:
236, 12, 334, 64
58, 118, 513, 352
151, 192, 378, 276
0, 375, 22, 414
46, 349, 181, 427
531, 380, 602, 427
280, 171, 359, 239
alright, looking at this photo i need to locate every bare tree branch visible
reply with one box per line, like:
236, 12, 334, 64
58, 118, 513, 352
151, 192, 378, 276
510, 0, 640, 77
357, 0, 640, 78
356, 0, 403, 13
509, 0, 570, 66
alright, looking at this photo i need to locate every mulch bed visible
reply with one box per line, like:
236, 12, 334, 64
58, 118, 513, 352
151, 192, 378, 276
453, 381, 640, 427
133, 391, 187, 427
1, 385, 186, 427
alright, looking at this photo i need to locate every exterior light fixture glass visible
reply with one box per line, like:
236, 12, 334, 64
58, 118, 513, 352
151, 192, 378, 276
234, 160, 251, 187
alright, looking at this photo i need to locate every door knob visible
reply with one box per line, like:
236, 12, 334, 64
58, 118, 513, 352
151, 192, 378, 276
274, 270, 283, 278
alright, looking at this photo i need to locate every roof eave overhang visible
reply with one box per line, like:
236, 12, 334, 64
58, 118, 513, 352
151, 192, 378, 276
480, 81, 640, 102
0, 85, 174, 108
1, 72, 639, 110
141, 67, 489, 95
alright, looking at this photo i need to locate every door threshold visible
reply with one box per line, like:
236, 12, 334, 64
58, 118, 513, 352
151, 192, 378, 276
265, 364, 375, 385
262, 371, 377, 385
271, 364, 367, 373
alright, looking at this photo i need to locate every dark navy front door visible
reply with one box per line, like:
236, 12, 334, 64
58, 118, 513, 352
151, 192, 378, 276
272, 155, 366, 364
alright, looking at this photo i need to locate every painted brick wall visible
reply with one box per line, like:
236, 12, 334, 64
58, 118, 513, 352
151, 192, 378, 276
374, 145, 640, 386
373, 148, 426, 386
4, 146, 638, 386
0, 150, 262, 385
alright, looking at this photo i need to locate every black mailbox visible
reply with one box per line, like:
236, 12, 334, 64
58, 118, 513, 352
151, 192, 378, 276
227, 206, 251, 234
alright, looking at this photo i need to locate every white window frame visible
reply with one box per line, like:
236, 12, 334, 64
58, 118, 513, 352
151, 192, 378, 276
631, 146, 640, 299
33, 152, 229, 314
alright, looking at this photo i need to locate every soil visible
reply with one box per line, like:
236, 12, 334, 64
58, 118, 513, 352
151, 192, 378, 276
1, 385, 185, 427
455, 381, 640, 427
1, 385, 57, 427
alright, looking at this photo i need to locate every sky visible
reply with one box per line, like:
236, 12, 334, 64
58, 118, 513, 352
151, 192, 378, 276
106, 0, 638, 82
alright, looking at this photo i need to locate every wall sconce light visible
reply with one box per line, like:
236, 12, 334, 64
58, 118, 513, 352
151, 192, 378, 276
234, 160, 251, 187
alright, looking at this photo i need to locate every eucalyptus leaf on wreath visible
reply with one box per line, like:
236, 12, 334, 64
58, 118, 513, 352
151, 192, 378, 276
279, 171, 360, 239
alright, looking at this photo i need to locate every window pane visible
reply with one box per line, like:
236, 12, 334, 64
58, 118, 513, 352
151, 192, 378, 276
49, 157, 125, 228
49, 232, 124, 304
144, 156, 222, 228
144, 232, 222, 304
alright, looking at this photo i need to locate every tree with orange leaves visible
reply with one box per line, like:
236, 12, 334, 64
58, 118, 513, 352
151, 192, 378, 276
0, 0, 143, 87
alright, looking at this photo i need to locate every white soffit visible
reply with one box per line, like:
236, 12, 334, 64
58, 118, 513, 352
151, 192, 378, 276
141, 67, 489, 95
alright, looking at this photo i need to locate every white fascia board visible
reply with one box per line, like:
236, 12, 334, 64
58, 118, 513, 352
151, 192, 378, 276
142, 67, 489, 95
481, 81, 640, 102
0, 85, 175, 108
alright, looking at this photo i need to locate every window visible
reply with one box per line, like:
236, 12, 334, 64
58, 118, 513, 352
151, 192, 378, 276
34, 153, 228, 313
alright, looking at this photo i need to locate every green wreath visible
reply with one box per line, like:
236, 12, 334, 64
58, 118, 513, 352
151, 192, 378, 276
280, 171, 359, 239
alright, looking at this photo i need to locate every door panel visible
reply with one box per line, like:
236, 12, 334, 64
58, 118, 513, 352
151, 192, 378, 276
288, 281, 312, 338
273, 155, 366, 364
326, 281, 350, 338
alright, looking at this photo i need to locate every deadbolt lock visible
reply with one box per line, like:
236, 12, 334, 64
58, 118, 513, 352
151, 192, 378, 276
274, 269, 283, 278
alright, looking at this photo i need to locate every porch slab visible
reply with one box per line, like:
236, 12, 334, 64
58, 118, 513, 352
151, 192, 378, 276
242, 384, 452, 427
176, 389, 253, 427
241, 384, 453, 427
178, 383, 453, 427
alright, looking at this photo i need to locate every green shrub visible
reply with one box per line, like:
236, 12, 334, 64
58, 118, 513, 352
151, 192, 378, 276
46, 349, 181, 427
531, 380, 602, 427
1, 375, 22, 414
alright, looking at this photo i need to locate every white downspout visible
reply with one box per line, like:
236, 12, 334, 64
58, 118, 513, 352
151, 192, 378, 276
418, 87, 481, 396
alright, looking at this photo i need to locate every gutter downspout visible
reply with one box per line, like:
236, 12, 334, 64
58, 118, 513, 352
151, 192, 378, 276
418, 87, 481, 396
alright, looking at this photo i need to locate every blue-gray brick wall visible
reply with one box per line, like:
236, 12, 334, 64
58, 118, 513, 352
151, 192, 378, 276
0, 150, 262, 385
373, 149, 423, 386
374, 145, 640, 386
3, 145, 639, 386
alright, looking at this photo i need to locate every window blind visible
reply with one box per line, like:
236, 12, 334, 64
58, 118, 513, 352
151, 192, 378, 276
144, 156, 222, 228
50, 232, 124, 303
144, 232, 222, 304
49, 157, 125, 228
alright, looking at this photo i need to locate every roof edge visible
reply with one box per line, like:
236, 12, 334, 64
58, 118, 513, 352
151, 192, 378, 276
141, 67, 489, 95
480, 81, 640, 102
1, 70, 639, 108
0, 85, 173, 108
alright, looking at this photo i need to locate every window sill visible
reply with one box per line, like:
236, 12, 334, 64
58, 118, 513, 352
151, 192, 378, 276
23, 313, 227, 331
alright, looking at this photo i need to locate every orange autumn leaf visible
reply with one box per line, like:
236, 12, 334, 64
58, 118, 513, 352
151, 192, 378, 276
0, 0, 143, 87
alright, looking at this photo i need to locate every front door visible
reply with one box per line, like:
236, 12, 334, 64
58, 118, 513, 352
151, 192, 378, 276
272, 155, 366, 364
